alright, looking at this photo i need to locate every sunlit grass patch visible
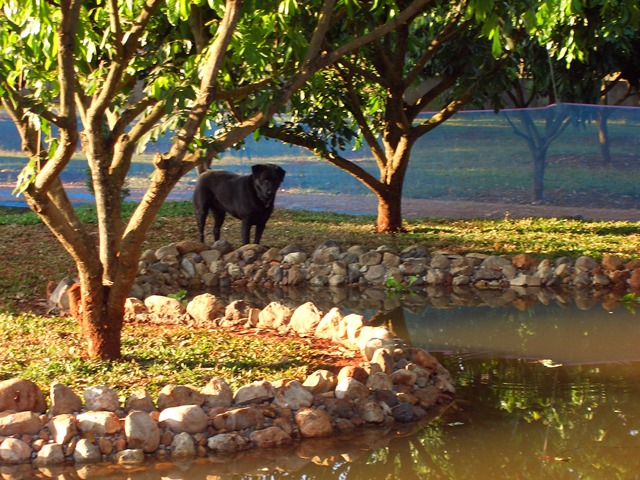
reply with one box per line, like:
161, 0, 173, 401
0, 312, 325, 398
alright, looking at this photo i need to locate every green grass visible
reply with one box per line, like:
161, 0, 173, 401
0, 312, 322, 398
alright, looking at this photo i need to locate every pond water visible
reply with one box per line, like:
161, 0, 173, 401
6, 298, 640, 479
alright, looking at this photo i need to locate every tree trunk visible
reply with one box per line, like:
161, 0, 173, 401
597, 110, 612, 166
376, 187, 404, 233
531, 148, 547, 203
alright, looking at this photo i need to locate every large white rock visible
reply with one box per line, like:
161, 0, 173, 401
0, 438, 32, 464
273, 380, 313, 410
125, 410, 160, 453
158, 405, 208, 434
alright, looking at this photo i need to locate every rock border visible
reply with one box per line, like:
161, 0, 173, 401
0, 298, 454, 468
127, 240, 639, 305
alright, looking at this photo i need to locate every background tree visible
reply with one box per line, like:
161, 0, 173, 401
260, 0, 530, 232
0, 0, 429, 359
498, 0, 640, 201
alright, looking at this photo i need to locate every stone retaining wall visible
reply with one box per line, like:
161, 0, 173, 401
0, 298, 454, 469
128, 239, 640, 303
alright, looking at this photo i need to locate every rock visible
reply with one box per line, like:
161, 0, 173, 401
414, 386, 442, 408
302, 370, 337, 395
409, 348, 440, 371
390, 369, 418, 387
212, 406, 264, 432
0, 437, 32, 464
144, 295, 185, 317
171, 432, 196, 458
50, 382, 82, 415
283, 251, 307, 264
73, 438, 102, 463
125, 297, 147, 315
125, 389, 156, 412
335, 377, 370, 402
175, 240, 208, 255
158, 405, 208, 434
157, 385, 204, 409
156, 244, 180, 259
76, 411, 121, 436
575, 256, 598, 273
234, 380, 276, 405
364, 265, 386, 283
207, 432, 250, 453
273, 380, 313, 410
355, 399, 385, 424
0, 378, 47, 413
257, 302, 293, 330
295, 408, 333, 438
125, 410, 160, 453
186, 293, 225, 323
510, 273, 541, 287
481, 255, 512, 270
630, 269, 640, 289
0, 411, 44, 436
84, 385, 120, 412
366, 372, 393, 391
360, 251, 383, 266
250, 426, 292, 448
371, 348, 394, 374
430, 254, 451, 269
47, 276, 76, 313
512, 253, 539, 270
115, 448, 146, 465
33, 443, 65, 465
337, 365, 369, 384
343, 313, 365, 346
201, 378, 233, 408
357, 326, 394, 358
315, 307, 342, 340
49, 413, 78, 444
391, 402, 417, 423
224, 299, 250, 322
290, 302, 323, 334
200, 249, 222, 264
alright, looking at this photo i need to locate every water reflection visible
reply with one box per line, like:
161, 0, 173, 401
6, 296, 640, 479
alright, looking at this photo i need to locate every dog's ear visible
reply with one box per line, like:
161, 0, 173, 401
251, 164, 264, 177
275, 165, 286, 182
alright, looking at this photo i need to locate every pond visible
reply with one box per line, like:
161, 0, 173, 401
7, 295, 640, 479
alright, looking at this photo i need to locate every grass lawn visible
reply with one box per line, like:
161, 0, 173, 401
1, 202, 640, 398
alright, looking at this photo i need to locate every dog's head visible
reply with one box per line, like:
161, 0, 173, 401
252, 164, 286, 208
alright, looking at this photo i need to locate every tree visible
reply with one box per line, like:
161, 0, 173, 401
0, 0, 430, 360
259, 0, 528, 232
499, 0, 640, 201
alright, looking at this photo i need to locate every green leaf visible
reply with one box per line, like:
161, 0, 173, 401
13, 157, 38, 197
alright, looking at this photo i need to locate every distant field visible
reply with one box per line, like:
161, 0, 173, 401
1, 104, 639, 209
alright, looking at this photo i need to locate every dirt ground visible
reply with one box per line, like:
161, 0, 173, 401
2, 183, 640, 222
275, 192, 640, 222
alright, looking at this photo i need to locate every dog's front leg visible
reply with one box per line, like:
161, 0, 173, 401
254, 221, 266, 245
241, 220, 252, 245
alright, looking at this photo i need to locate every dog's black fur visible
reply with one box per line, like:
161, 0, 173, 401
193, 164, 286, 245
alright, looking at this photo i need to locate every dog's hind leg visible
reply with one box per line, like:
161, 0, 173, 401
212, 210, 226, 241
194, 204, 208, 243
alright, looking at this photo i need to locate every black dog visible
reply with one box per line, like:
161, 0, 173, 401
193, 164, 286, 245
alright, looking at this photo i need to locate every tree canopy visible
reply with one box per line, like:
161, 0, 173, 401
0, 0, 430, 359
